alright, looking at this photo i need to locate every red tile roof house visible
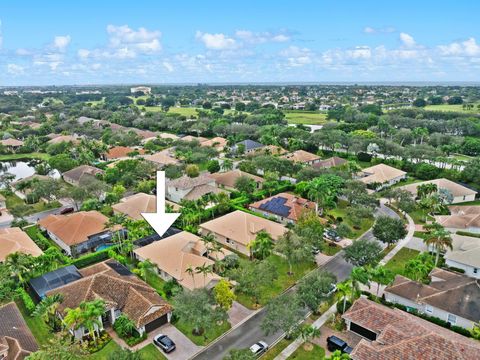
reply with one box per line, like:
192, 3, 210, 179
0, 302, 39, 359
249, 192, 317, 225
38, 211, 123, 257
342, 298, 480, 360
47, 260, 172, 340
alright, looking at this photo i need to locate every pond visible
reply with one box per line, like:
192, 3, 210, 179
0, 159, 60, 183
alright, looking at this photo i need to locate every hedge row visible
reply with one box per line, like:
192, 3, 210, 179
16, 288, 35, 314
456, 231, 480, 238
70, 249, 111, 268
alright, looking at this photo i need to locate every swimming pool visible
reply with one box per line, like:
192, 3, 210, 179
95, 243, 114, 252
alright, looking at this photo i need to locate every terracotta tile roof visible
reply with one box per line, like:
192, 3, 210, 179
47, 135, 80, 145
249, 192, 316, 221
0, 227, 43, 262
200, 210, 287, 246
257, 145, 288, 155
281, 150, 320, 163
400, 178, 477, 198
105, 146, 144, 160
62, 165, 104, 183
47, 260, 172, 328
358, 164, 406, 185
0, 302, 38, 359
142, 149, 179, 166
181, 135, 208, 143
38, 211, 113, 246
435, 213, 480, 229
313, 156, 347, 169
0, 138, 24, 147
200, 137, 228, 150
210, 170, 264, 189
112, 193, 156, 220
134, 231, 231, 290
183, 184, 224, 201
385, 270, 480, 323
343, 298, 480, 360
449, 205, 480, 215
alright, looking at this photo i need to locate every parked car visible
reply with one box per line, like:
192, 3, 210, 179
154, 334, 176, 353
324, 229, 341, 242
249, 341, 268, 356
311, 245, 320, 255
327, 335, 353, 354
59, 207, 74, 215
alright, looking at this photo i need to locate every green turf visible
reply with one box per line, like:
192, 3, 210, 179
408, 207, 434, 224
85, 340, 121, 360
423, 103, 480, 113
384, 247, 420, 276
326, 200, 374, 239
167, 107, 200, 117
288, 343, 325, 359
174, 318, 231, 346
137, 344, 168, 360
284, 111, 328, 125
0, 152, 50, 161
262, 338, 293, 360
1, 191, 61, 217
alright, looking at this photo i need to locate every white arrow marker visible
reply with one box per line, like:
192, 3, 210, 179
141, 171, 181, 237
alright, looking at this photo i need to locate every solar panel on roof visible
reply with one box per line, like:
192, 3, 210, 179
259, 196, 291, 217
106, 261, 132, 276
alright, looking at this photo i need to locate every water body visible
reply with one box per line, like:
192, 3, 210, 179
0, 159, 60, 182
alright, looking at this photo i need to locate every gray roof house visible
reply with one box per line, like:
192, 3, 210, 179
444, 233, 480, 279
232, 139, 265, 154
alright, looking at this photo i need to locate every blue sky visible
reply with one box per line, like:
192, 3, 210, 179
1, 0, 480, 85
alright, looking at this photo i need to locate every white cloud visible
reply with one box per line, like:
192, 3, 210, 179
364, 26, 396, 34
107, 25, 161, 52
7, 64, 25, 75
280, 46, 313, 67
16, 48, 31, 56
196, 31, 237, 50
53, 35, 71, 51
78, 49, 90, 59
235, 30, 290, 44
364, 26, 376, 34
438, 37, 480, 57
163, 61, 174, 72
400, 32, 416, 48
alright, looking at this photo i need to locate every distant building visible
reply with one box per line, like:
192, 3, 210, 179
0, 138, 24, 151
62, 165, 104, 186
281, 150, 321, 165
399, 178, 477, 204
0, 227, 43, 263
210, 170, 264, 191
435, 205, 480, 234
357, 164, 406, 190
232, 139, 265, 154
312, 156, 348, 169
166, 174, 222, 203
130, 86, 151, 95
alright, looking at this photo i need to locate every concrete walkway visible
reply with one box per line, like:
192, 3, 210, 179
379, 206, 415, 266
274, 303, 337, 360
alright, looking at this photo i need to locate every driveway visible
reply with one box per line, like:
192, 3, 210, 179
130, 323, 202, 360
228, 301, 255, 327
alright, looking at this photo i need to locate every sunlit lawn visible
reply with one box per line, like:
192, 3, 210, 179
424, 103, 480, 113
288, 343, 325, 359
85, 340, 121, 360
284, 111, 328, 125
262, 338, 293, 360
137, 344, 167, 360
408, 207, 433, 224
384, 247, 420, 276
1, 191, 61, 217
174, 318, 231, 346
0, 152, 50, 161
326, 200, 374, 239
167, 107, 200, 117
234, 255, 316, 309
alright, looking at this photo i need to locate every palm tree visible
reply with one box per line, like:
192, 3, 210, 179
137, 259, 155, 283
369, 266, 394, 297
195, 264, 213, 287
297, 324, 321, 351
105, 214, 127, 253
201, 233, 215, 258
79, 300, 105, 345
248, 231, 273, 260
63, 307, 83, 340
336, 281, 352, 314
221, 159, 234, 171
185, 265, 196, 288
32, 294, 64, 329
423, 223, 452, 265
350, 267, 370, 301
5, 252, 34, 286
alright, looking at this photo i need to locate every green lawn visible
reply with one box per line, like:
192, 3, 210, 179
168, 107, 200, 117
408, 207, 433, 225
24, 225, 63, 251
16, 300, 54, 346
326, 201, 374, 239
288, 343, 325, 359
0, 152, 50, 161
424, 103, 480, 113
452, 199, 480, 206
322, 243, 342, 256
1, 191, 61, 217
384, 247, 420, 276
263, 338, 293, 360
284, 111, 328, 125
174, 318, 231, 346
234, 255, 316, 309
137, 344, 167, 360
85, 340, 121, 360
144, 270, 168, 298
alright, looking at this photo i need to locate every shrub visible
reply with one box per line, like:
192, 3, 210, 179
16, 288, 35, 314
71, 249, 111, 268
336, 300, 352, 314
357, 152, 372, 162
456, 231, 480, 238
24, 226, 51, 250
164, 279, 183, 298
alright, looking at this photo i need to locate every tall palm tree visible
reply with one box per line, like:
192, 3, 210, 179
185, 265, 196, 288
105, 214, 127, 253
195, 264, 213, 287
5, 252, 34, 286
138, 259, 155, 283
336, 281, 352, 313
350, 267, 370, 301
63, 307, 83, 340
423, 223, 452, 265
201, 233, 215, 258
221, 159, 234, 171
32, 294, 64, 329
79, 300, 105, 345
369, 266, 394, 297
248, 231, 273, 260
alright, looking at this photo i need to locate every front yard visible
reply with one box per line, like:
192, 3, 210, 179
173, 318, 231, 346
384, 247, 420, 276
326, 201, 374, 239
137, 344, 167, 360
1, 190, 61, 217
288, 343, 325, 359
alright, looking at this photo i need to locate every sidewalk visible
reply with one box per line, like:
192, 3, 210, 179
274, 303, 337, 360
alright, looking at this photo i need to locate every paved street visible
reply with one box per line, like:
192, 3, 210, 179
191, 254, 352, 360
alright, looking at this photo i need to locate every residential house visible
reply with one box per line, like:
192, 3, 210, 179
130, 86, 151, 94
384, 268, 480, 330
210, 170, 264, 191
0, 138, 24, 151
0, 227, 43, 263
281, 150, 321, 165
200, 137, 228, 151
0, 302, 38, 359
357, 164, 406, 190
312, 156, 347, 169
249, 192, 316, 224
103, 146, 144, 161
199, 210, 287, 256
11, 174, 51, 200
181, 135, 208, 143
444, 233, 480, 278
47, 260, 172, 339
29, 265, 83, 301
142, 149, 179, 168
62, 165, 104, 186
134, 231, 231, 290
166, 174, 222, 203
399, 178, 477, 204
342, 298, 480, 360
232, 139, 265, 154
435, 205, 480, 233
38, 211, 122, 257
47, 135, 80, 145
257, 145, 288, 155
112, 192, 156, 220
